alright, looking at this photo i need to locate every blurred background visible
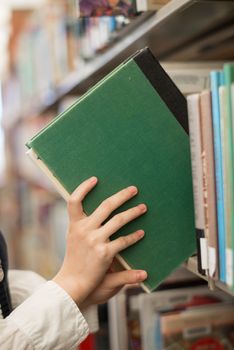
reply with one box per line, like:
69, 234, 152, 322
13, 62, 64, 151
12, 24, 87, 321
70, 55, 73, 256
0, 1, 234, 349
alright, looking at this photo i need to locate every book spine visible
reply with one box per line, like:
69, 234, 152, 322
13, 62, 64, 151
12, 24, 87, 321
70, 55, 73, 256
210, 71, 226, 283
200, 90, 219, 280
136, 0, 147, 11
75, 0, 81, 17
136, 0, 169, 11
133, 48, 188, 133
138, 294, 162, 350
187, 94, 207, 275
232, 83, 234, 290
108, 292, 128, 350
219, 85, 232, 286
166, 71, 210, 95
223, 64, 234, 288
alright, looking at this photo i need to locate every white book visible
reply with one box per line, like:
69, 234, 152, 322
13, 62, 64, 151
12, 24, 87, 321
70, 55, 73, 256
161, 62, 224, 95
187, 94, 208, 272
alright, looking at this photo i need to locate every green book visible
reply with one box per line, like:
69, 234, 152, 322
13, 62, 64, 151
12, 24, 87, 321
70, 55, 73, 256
26, 48, 196, 292
223, 63, 234, 288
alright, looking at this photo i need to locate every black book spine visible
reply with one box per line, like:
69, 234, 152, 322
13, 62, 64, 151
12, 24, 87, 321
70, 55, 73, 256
133, 47, 188, 134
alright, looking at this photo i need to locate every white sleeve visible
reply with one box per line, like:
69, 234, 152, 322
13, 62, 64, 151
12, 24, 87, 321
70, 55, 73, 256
8, 269, 99, 333
8, 270, 47, 309
81, 304, 99, 333
1, 281, 89, 350
0, 317, 34, 350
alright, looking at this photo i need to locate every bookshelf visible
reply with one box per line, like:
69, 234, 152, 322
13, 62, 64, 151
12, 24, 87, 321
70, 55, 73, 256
185, 257, 234, 298
0, 0, 233, 280
108, 275, 234, 350
0, 2, 233, 350
3, 0, 234, 125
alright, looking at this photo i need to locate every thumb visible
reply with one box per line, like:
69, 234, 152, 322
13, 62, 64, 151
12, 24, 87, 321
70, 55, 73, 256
104, 270, 147, 289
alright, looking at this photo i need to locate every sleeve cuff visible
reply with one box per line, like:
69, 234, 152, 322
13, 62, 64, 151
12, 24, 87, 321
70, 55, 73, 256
82, 304, 99, 333
8, 281, 89, 349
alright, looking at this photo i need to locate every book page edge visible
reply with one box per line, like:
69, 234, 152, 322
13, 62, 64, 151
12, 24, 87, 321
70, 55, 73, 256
26, 148, 70, 201
116, 254, 151, 293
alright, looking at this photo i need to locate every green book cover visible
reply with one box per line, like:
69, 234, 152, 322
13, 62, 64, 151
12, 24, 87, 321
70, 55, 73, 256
26, 48, 196, 291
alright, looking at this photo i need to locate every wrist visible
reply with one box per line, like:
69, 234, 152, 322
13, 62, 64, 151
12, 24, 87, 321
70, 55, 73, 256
79, 299, 92, 311
52, 273, 85, 306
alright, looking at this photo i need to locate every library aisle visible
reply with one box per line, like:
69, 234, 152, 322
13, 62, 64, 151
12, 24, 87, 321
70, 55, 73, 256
0, 0, 234, 349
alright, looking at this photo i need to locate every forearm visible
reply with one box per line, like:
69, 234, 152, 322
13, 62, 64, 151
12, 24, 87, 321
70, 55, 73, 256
3, 280, 89, 350
8, 269, 99, 334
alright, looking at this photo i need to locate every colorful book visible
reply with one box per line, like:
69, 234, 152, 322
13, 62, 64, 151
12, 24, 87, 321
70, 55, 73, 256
77, 0, 138, 17
223, 63, 234, 288
161, 303, 234, 349
210, 71, 226, 283
137, 286, 232, 350
200, 90, 219, 280
187, 94, 207, 275
26, 48, 196, 292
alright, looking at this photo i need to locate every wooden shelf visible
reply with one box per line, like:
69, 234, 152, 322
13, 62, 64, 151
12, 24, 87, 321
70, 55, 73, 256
185, 256, 234, 297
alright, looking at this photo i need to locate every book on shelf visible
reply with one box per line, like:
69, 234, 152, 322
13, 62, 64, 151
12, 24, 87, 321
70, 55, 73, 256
210, 71, 226, 283
219, 83, 229, 283
187, 94, 207, 276
185, 61, 234, 289
161, 302, 234, 349
161, 61, 223, 96
187, 90, 220, 280
2, 4, 129, 125
136, 0, 170, 12
128, 286, 233, 350
26, 47, 196, 292
223, 63, 234, 288
76, 0, 169, 17
200, 90, 219, 280
77, 0, 138, 17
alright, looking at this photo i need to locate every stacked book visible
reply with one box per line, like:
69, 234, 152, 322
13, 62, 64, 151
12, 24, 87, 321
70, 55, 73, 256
187, 63, 234, 290
76, 0, 170, 17
127, 286, 234, 350
2, 3, 129, 126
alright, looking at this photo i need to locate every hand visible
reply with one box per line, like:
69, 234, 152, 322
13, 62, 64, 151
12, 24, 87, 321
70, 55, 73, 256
79, 261, 147, 309
53, 176, 147, 306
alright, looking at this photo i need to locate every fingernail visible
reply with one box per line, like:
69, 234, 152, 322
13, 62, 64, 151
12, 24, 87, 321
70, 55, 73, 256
137, 230, 145, 238
138, 204, 147, 212
90, 176, 98, 183
137, 271, 147, 280
128, 186, 138, 195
